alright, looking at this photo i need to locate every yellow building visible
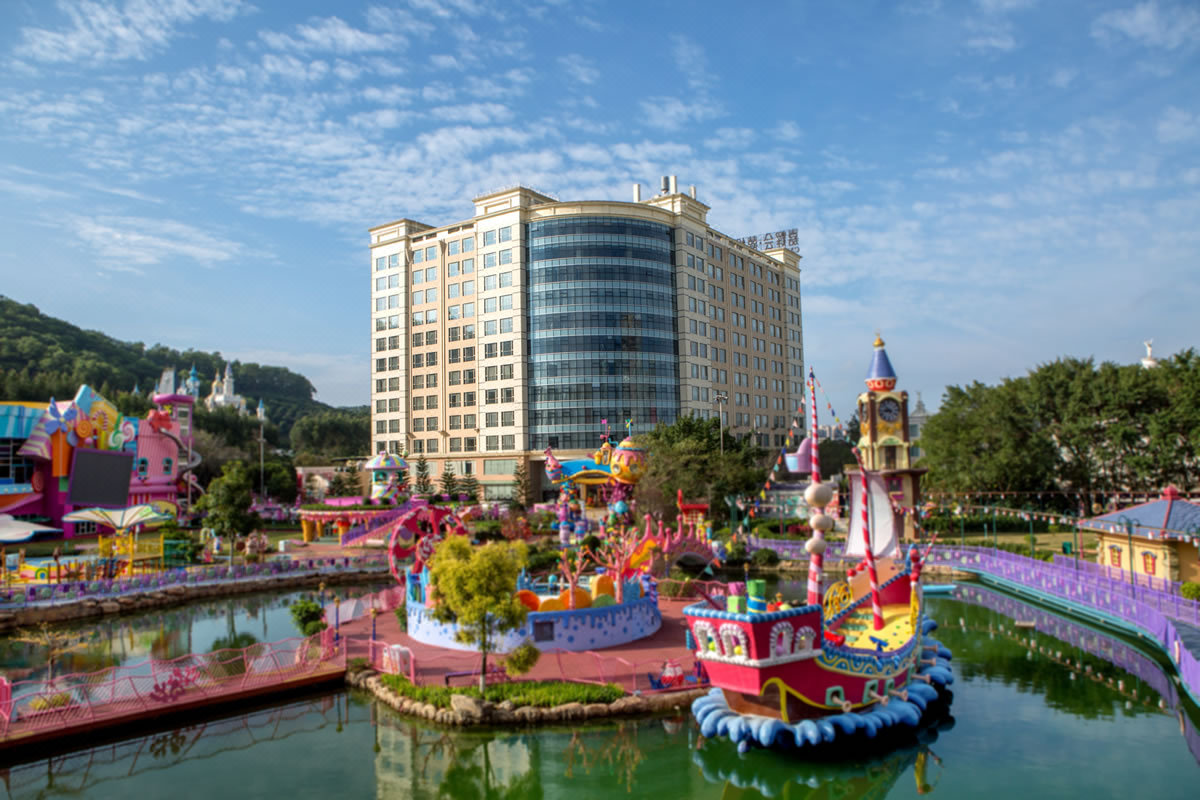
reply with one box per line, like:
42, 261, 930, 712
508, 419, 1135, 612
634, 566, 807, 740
1082, 486, 1200, 584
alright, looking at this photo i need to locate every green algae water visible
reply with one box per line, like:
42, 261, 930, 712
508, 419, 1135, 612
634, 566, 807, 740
2, 590, 1198, 798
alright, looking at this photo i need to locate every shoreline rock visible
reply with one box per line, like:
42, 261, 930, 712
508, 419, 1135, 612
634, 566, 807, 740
345, 667, 707, 728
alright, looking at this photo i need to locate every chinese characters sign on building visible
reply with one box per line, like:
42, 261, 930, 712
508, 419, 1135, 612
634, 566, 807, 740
737, 228, 800, 254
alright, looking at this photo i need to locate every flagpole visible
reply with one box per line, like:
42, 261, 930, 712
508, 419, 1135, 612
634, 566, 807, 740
804, 370, 829, 606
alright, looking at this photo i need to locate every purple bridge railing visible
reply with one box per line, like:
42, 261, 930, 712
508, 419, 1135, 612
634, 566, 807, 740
746, 537, 1200, 706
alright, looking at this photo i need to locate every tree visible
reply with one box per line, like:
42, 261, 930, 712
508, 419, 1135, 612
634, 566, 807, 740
427, 537, 530, 692
459, 472, 479, 502
557, 548, 591, 609
633, 415, 765, 523
584, 528, 640, 603
327, 472, 355, 498
197, 461, 261, 539
414, 454, 433, 494
440, 465, 459, 497
511, 460, 531, 509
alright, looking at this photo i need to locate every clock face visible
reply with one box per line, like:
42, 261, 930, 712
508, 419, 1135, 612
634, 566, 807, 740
878, 398, 901, 423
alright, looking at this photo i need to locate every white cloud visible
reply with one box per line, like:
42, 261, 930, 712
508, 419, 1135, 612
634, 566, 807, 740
1092, 2, 1200, 50
704, 128, 754, 150
670, 34, 715, 90
430, 54, 463, 70
1156, 106, 1198, 142
72, 215, 244, 272
558, 54, 599, 85
771, 121, 802, 141
14, 0, 249, 64
975, 0, 1036, 13
429, 102, 513, 124
260, 16, 408, 54
964, 18, 1016, 51
638, 96, 722, 131
1049, 67, 1078, 87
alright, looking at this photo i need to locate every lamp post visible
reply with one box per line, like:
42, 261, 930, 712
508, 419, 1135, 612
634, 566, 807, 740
258, 417, 266, 501
713, 392, 728, 455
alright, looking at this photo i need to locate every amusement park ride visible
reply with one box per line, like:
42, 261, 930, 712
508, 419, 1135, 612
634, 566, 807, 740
684, 338, 956, 753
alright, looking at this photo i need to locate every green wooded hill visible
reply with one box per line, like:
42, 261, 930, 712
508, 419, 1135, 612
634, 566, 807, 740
0, 295, 328, 439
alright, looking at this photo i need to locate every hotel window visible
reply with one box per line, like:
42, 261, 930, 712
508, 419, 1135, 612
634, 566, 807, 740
388, 377, 400, 391
449, 348, 460, 364
413, 397, 425, 411
375, 298, 385, 311
426, 439, 439, 453
376, 277, 386, 291
486, 412, 499, 427
413, 332, 424, 346
425, 247, 436, 261
413, 375, 425, 389
426, 416, 437, 430
484, 298, 497, 313
448, 326, 460, 342
413, 290, 424, 305
426, 330, 437, 345
501, 387, 514, 403
375, 358, 386, 372
450, 415, 462, 429
412, 354, 424, 368
484, 253, 497, 268
412, 440, 424, 454
486, 436, 499, 451
485, 390, 498, 405
500, 317, 512, 333
484, 320, 497, 335
387, 356, 400, 370
463, 413, 476, 427
388, 419, 400, 433
426, 309, 437, 323
425, 288, 438, 303
462, 237, 474, 252
501, 435, 515, 450
389, 273, 400, 288
413, 418, 424, 432
448, 284, 459, 298
464, 437, 477, 451
450, 438, 463, 452
462, 369, 476, 384
500, 295, 512, 310
388, 398, 400, 412
462, 346, 475, 361
485, 366, 498, 381
375, 420, 386, 433
425, 352, 437, 366
499, 271, 513, 287
501, 411, 514, 427
484, 275, 497, 291
498, 226, 512, 242
485, 343, 498, 359
463, 324, 475, 339
463, 280, 475, 295
499, 249, 512, 264
376, 399, 386, 413
426, 396, 438, 409
449, 394, 461, 408
462, 302, 475, 317
500, 341, 513, 356
389, 314, 400, 329
483, 230, 497, 246
462, 257, 474, 273
500, 365, 514, 380
463, 392, 475, 406
449, 371, 461, 385
448, 240, 460, 255
375, 256, 386, 271
449, 305, 460, 320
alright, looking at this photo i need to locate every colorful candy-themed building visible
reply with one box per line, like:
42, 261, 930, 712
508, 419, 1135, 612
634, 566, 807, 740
1082, 486, 1200, 583
0, 384, 197, 539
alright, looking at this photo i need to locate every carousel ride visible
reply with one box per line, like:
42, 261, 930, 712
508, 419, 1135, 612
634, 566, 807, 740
684, 353, 955, 754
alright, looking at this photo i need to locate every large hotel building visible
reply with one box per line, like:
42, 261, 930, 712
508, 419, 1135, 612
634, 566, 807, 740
369, 179, 804, 501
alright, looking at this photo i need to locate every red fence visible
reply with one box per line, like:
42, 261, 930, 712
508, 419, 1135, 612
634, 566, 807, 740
0, 633, 344, 742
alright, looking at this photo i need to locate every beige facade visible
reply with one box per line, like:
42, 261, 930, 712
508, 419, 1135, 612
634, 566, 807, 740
368, 182, 804, 500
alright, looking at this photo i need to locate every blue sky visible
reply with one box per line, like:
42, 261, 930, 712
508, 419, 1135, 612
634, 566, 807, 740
0, 0, 1196, 417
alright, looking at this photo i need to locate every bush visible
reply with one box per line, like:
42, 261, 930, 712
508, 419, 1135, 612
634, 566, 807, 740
1182, 582, 1200, 601
377, 674, 623, 710
505, 642, 541, 677
394, 606, 407, 633
752, 547, 780, 566
472, 520, 504, 542
349, 657, 369, 672
525, 546, 561, 574
580, 534, 602, 553
290, 598, 327, 637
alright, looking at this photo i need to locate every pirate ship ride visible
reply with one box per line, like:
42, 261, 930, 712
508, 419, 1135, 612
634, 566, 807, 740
683, 341, 954, 753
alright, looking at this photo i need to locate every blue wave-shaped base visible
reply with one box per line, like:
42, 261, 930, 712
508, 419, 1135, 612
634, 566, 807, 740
692, 619, 955, 755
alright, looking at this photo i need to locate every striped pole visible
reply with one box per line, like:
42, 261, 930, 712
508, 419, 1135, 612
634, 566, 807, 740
806, 371, 824, 605
852, 447, 885, 630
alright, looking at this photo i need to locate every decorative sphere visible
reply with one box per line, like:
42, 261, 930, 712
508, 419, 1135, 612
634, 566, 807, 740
805, 482, 834, 509
609, 437, 647, 484
804, 536, 828, 555
810, 513, 834, 532
613, 500, 629, 514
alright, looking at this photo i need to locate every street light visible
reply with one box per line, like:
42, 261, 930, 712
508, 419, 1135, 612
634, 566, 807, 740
258, 416, 266, 500
713, 392, 729, 454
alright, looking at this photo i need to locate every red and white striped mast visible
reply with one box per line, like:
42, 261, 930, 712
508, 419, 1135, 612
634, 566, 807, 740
804, 368, 833, 606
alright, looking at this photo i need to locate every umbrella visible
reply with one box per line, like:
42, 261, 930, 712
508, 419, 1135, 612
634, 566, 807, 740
0, 515, 61, 544
63, 504, 173, 533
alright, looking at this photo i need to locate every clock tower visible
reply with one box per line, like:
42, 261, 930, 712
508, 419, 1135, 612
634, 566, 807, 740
853, 335, 927, 540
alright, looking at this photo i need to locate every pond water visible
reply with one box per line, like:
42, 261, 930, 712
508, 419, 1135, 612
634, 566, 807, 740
0, 582, 386, 683
3, 588, 1199, 798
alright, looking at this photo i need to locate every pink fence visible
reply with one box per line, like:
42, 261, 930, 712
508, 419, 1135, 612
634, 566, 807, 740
0, 633, 344, 741
545, 649, 709, 695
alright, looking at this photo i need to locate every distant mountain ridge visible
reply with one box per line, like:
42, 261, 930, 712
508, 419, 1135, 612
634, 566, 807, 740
0, 295, 333, 437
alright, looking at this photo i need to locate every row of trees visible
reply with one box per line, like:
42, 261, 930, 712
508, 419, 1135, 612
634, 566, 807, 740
920, 350, 1200, 507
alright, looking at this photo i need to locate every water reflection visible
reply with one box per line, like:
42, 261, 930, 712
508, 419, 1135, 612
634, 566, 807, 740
0, 583, 384, 683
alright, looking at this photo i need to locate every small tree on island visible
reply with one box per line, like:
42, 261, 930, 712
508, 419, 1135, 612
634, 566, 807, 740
440, 465, 459, 498
414, 454, 433, 495
428, 537, 532, 692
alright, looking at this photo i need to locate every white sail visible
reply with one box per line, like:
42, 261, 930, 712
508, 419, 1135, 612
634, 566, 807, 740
845, 472, 900, 559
